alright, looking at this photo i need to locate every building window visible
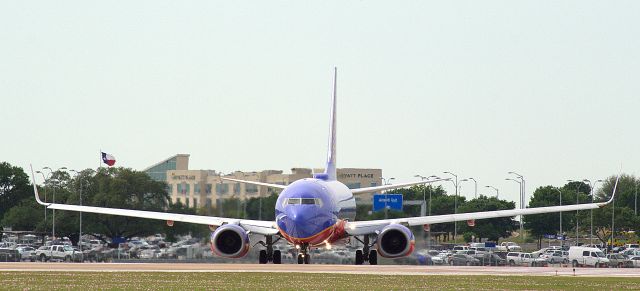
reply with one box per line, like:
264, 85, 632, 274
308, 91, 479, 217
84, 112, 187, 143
370, 182, 377, 187
167, 184, 173, 194
206, 184, 212, 194
177, 183, 190, 195
193, 198, 198, 209
246, 184, 258, 193
194, 184, 200, 194
206, 198, 212, 207
216, 183, 229, 195
234, 183, 240, 194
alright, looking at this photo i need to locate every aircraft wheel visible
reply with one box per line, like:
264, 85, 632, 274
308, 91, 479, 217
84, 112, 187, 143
369, 250, 378, 265
355, 250, 364, 265
297, 254, 304, 264
273, 250, 281, 264
259, 250, 267, 264
304, 254, 310, 264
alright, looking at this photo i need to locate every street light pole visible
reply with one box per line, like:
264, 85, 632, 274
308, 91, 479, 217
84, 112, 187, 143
505, 177, 523, 239
69, 169, 83, 256
460, 178, 478, 199
469, 178, 477, 199
381, 177, 395, 219
583, 179, 603, 246
554, 187, 563, 246
36, 170, 50, 232
485, 185, 499, 198
443, 172, 458, 243
508, 172, 525, 243
567, 180, 581, 246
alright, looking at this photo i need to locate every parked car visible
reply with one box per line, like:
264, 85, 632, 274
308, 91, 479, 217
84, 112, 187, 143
481, 253, 506, 266
507, 252, 547, 266
541, 250, 566, 264
450, 253, 480, 266
607, 253, 633, 268
568, 246, 609, 267
496, 242, 521, 252
432, 253, 449, 265
16, 246, 36, 261
624, 244, 639, 250
622, 249, 640, 257
35, 245, 81, 262
629, 256, 640, 268
452, 245, 469, 252
0, 248, 20, 262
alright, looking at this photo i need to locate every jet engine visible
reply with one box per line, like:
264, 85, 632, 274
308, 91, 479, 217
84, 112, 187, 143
210, 224, 250, 258
376, 224, 415, 258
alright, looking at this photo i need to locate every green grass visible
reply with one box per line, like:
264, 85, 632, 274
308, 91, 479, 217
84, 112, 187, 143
1, 272, 639, 290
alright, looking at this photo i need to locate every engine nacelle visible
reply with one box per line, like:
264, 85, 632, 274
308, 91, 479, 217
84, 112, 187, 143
210, 224, 250, 258
376, 224, 415, 258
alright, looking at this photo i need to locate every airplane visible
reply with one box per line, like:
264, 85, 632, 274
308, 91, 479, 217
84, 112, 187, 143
31, 68, 620, 265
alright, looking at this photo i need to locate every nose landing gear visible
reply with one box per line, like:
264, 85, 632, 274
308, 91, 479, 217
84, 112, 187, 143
297, 243, 311, 264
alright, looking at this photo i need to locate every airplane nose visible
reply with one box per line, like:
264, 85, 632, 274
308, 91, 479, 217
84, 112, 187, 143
290, 207, 309, 224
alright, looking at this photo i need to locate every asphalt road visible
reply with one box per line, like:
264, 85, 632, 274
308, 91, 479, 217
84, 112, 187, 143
2, 262, 640, 277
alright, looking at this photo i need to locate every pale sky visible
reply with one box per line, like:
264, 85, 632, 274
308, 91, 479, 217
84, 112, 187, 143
1, 1, 639, 205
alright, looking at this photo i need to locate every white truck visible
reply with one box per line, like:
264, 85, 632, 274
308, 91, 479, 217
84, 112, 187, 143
506, 252, 548, 267
35, 245, 79, 262
568, 246, 609, 267
496, 242, 522, 252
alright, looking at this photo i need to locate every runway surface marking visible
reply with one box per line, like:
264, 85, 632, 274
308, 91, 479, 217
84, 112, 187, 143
2, 263, 640, 277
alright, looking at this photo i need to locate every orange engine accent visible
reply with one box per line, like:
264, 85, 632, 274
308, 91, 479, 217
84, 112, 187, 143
166, 220, 174, 227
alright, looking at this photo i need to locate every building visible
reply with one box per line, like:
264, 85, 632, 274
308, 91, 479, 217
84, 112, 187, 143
144, 154, 382, 209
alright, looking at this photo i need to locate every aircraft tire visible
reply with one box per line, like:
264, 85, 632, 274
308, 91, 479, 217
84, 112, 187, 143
369, 250, 377, 265
259, 250, 268, 264
273, 250, 281, 264
297, 254, 304, 264
304, 254, 310, 264
355, 250, 364, 265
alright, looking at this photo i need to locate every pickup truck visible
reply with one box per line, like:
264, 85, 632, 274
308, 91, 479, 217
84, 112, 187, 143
496, 242, 522, 252
506, 252, 548, 267
35, 245, 80, 262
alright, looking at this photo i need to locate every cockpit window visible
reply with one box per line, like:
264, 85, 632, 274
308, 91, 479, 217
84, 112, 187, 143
283, 198, 322, 206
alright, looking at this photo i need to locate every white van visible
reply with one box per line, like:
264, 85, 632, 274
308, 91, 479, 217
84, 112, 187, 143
568, 246, 609, 267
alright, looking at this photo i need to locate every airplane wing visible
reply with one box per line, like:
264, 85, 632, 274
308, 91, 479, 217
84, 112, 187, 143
221, 177, 287, 189
30, 166, 278, 235
346, 176, 619, 236
351, 178, 451, 194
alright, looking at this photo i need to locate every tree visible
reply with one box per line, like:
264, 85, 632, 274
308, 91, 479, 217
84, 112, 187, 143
0, 162, 31, 223
524, 184, 589, 247
1, 197, 45, 231
457, 195, 516, 242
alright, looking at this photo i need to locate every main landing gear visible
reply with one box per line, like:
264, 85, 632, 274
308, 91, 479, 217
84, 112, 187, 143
257, 235, 282, 264
354, 235, 377, 265
297, 243, 310, 264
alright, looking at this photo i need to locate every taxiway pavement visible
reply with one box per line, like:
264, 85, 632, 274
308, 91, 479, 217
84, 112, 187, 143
2, 262, 640, 277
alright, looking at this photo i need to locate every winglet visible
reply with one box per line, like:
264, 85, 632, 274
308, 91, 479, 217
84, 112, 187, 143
599, 174, 621, 207
30, 164, 49, 206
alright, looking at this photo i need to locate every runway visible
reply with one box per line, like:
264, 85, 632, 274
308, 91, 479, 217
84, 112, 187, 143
2, 262, 640, 277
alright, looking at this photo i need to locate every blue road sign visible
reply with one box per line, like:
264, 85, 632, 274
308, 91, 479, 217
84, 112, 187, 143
373, 194, 403, 212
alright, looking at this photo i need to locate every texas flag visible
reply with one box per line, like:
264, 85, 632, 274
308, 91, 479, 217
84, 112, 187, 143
101, 152, 116, 166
